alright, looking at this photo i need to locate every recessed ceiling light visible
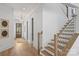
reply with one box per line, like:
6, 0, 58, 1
22, 8, 26, 10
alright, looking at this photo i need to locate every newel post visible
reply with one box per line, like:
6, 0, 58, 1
38, 31, 43, 56
54, 34, 58, 56
38, 32, 40, 55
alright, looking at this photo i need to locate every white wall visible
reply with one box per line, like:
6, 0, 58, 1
0, 4, 14, 52
13, 8, 27, 39
27, 6, 42, 49
76, 8, 79, 33
0, 4, 42, 52
67, 36, 79, 56
42, 3, 68, 47
13, 4, 42, 50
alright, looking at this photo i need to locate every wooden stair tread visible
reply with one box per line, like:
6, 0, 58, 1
68, 24, 74, 25
45, 47, 55, 53
58, 40, 67, 44
60, 33, 73, 35
67, 26, 74, 27
59, 29, 74, 32
41, 50, 52, 56
63, 27, 74, 29
66, 22, 74, 24
64, 24, 74, 26
58, 44, 64, 49
63, 30, 74, 32
59, 36, 70, 39
64, 24, 74, 27
48, 43, 54, 46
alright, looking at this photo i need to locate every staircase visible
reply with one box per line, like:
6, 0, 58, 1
40, 16, 79, 56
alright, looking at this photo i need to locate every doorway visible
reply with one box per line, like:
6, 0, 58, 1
31, 18, 34, 45
16, 23, 22, 38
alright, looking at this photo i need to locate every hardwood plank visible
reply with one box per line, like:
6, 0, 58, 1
0, 38, 38, 56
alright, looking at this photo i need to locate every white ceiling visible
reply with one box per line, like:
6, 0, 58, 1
5, 3, 42, 20
6, 3, 42, 10
4, 3, 79, 10
0, 3, 78, 20
2, 3, 42, 15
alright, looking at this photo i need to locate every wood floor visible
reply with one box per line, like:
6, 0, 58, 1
0, 38, 38, 56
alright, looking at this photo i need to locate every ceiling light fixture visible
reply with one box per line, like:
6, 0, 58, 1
22, 8, 26, 10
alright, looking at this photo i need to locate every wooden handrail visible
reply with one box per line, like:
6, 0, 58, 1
38, 32, 40, 55
55, 16, 77, 56
59, 17, 75, 35
59, 15, 77, 35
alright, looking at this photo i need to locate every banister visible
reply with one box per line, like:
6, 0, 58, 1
54, 34, 59, 56
38, 32, 40, 55
55, 16, 77, 56
59, 17, 75, 36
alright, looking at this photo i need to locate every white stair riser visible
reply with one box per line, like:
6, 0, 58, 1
59, 35, 72, 38
58, 39, 69, 42
48, 45, 54, 49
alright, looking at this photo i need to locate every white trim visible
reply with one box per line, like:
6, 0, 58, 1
47, 44, 54, 49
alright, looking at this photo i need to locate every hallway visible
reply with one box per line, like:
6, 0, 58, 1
0, 38, 38, 56
0, 3, 79, 56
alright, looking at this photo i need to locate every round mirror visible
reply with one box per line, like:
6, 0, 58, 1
2, 30, 8, 37
2, 21, 8, 27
